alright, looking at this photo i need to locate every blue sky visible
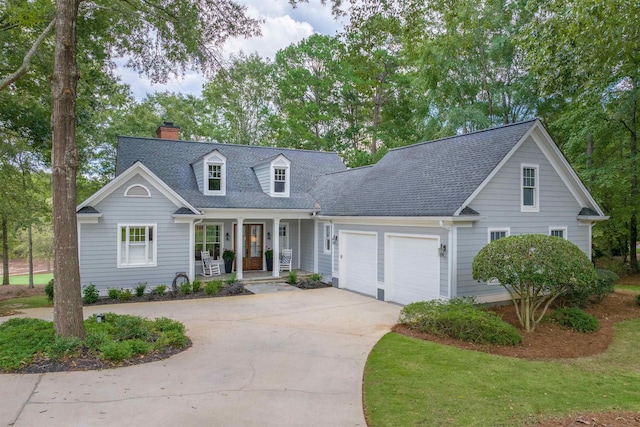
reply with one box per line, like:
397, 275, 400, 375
116, 0, 347, 101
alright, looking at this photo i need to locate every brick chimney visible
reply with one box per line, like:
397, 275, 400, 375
156, 121, 180, 140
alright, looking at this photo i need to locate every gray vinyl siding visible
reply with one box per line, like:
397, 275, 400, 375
332, 223, 449, 298
253, 163, 270, 194
317, 221, 332, 281
300, 219, 315, 272
192, 160, 204, 193
79, 175, 190, 294
456, 136, 589, 299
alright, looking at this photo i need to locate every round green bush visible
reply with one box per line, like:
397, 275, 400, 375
551, 307, 600, 333
45, 279, 54, 303
399, 298, 521, 346
100, 341, 132, 362
83, 283, 100, 304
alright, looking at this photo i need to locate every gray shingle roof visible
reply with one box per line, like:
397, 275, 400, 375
578, 207, 600, 217
116, 137, 347, 210
313, 120, 539, 216
77, 206, 99, 214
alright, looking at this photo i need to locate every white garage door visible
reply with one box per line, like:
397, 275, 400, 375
386, 235, 440, 305
340, 231, 378, 297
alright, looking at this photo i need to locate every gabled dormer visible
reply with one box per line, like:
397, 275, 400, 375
192, 150, 227, 196
253, 154, 291, 198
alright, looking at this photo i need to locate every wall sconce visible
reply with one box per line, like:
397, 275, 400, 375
267, 232, 271, 240
225, 232, 230, 241
438, 244, 447, 257
332, 235, 338, 242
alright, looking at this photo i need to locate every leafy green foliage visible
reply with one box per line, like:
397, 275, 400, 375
593, 269, 618, 302
560, 268, 618, 307
107, 288, 120, 300
48, 336, 81, 359
82, 283, 100, 304
45, 279, 54, 303
0, 318, 54, 370
634, 294, 640, 307
551, 308, 600, 333
473, 235, 599, 331
179, 281, 192, 295
154, 285, 167, 296
286, 271, 298, 285
204, 280, 223, 295
310, 273, 323, 282
398, 298, 521, 346
191, 280, 201, 293
118, 289, 133, 302
99, 341, 132, 362
134, 282, 147, 297
224, 273, 237, 285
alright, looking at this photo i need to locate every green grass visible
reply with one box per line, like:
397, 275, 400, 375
364, 318, 640, 427
0, 295, 50, 312
8, 273, 53, 285
0, 313, 188, 371
615, 284, 640, 293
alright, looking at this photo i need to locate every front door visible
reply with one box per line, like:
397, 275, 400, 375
234, 224, 263, 270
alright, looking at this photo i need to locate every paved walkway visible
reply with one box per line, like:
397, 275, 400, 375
1, 288, 400, 427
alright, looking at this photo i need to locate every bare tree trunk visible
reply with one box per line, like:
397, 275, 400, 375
2, 216, 8, 285
51, 0, 84, 338
28, 224, 33, 289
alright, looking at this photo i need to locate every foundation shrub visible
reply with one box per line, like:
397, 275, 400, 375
118, 289, 133, 301
191, 280, 202, 293
134, 282, 147, 297
154, 285, 167, 296
83, 283, 100, 304
179, 281, 192, 295
204, 280, 223, 295
551, 307, 600, 333
107, 288, 120, 300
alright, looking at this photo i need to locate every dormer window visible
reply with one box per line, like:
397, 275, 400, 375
274, 168, 286, 193
203, 151, 226, 196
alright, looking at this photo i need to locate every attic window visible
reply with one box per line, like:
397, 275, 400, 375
521, 164, 539, 212
274, 168, 286, 193
124, 184, 151, 198
203, 151, 226, 196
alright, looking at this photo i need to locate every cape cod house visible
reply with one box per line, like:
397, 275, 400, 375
77, 119, 606, 304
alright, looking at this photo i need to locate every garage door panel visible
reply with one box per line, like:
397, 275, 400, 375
387, 235, 440, 305
340, 232, 377, 297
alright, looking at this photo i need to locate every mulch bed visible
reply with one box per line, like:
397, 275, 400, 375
393, 291, 640, 427
290, 279, 332, 290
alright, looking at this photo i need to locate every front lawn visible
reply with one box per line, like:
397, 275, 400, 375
7, 273, 54, 285
616, 284, 640, 293
363, 318, 640, 426
0, 295, 50, 314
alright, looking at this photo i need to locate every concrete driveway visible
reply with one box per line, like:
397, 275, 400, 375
1, 288, 400, 426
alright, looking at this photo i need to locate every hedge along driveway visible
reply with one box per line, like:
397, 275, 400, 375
364, 319, 640, 426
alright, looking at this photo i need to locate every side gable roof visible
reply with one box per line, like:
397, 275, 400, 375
313, 119, 604, 218
77, 161, 200, 214
116, 137, 346, 210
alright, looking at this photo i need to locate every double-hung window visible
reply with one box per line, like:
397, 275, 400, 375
274, 168, 287, 193
195, 224, 222, 260
203, 151, 226, 196
522, 165, 539, 211
118, 224, 156, 267
208, 164, 222, 191
324, 223, 332, 254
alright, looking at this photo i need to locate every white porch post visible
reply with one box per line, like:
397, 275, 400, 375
236, 217, 244, 280
272, 218, 280, 277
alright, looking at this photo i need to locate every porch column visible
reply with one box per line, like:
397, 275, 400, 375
272, 218, 280, 277
236, 217, 244, 280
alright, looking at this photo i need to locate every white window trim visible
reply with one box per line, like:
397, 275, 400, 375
549, 226, 568, 240
279, 222, 289, 249
124, 184, 151, 198
323, 223, 332, 254
117, 223, 157, 268
270, 156, 290, 198
487, 227, 510, 243
521, 163, 539, 212
204, 151, 227, 196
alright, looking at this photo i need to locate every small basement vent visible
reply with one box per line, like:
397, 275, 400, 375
124, 184, 151, 198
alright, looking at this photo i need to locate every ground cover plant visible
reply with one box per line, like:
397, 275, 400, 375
398, 298, 521, 345
551, 307, 599, 333
364, 318, 640, 427
0, 313, 189, 373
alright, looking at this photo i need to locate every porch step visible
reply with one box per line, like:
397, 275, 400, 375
240, 272, 313, 284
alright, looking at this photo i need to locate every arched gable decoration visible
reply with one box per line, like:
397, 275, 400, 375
124, 184, 151, 198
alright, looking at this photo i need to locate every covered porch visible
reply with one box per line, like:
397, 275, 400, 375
197, 269, 314, 283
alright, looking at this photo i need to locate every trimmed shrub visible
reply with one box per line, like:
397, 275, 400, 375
592, 269, 617, 302
45, 279, 54, 303
83, 283, 100, 304
310, 273, 322, 282
204, 280, 223, 296
558, 268, 618, 307
155, 285, 167, 296
153, 317, 186, 334
399, 298, 521, 346
100, 341, 132, 362
112, 315, 150, 341
224, 273, 237, 285
154, 330, 188, 349
134, 282, 147, 297
179, 281, 192, 295
551, 307, 600, 333
191, 280, 202, 293
287, 270, 298, 285
107, 288, 120, 300
118, 289, 133, 301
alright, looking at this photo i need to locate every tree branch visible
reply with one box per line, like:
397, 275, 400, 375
0, 19, 55, 91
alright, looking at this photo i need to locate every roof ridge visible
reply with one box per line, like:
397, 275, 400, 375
388, 118, 539, 153
117, 136, 340, 155
322, 164, 374, 176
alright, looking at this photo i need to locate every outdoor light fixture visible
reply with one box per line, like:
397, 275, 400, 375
438, 244, 447, 257
225, 232, 230, 241
96, 313, 105, 323
267, 232, 271, 240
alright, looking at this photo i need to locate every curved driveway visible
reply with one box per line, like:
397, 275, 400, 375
1, 288, 400, 426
